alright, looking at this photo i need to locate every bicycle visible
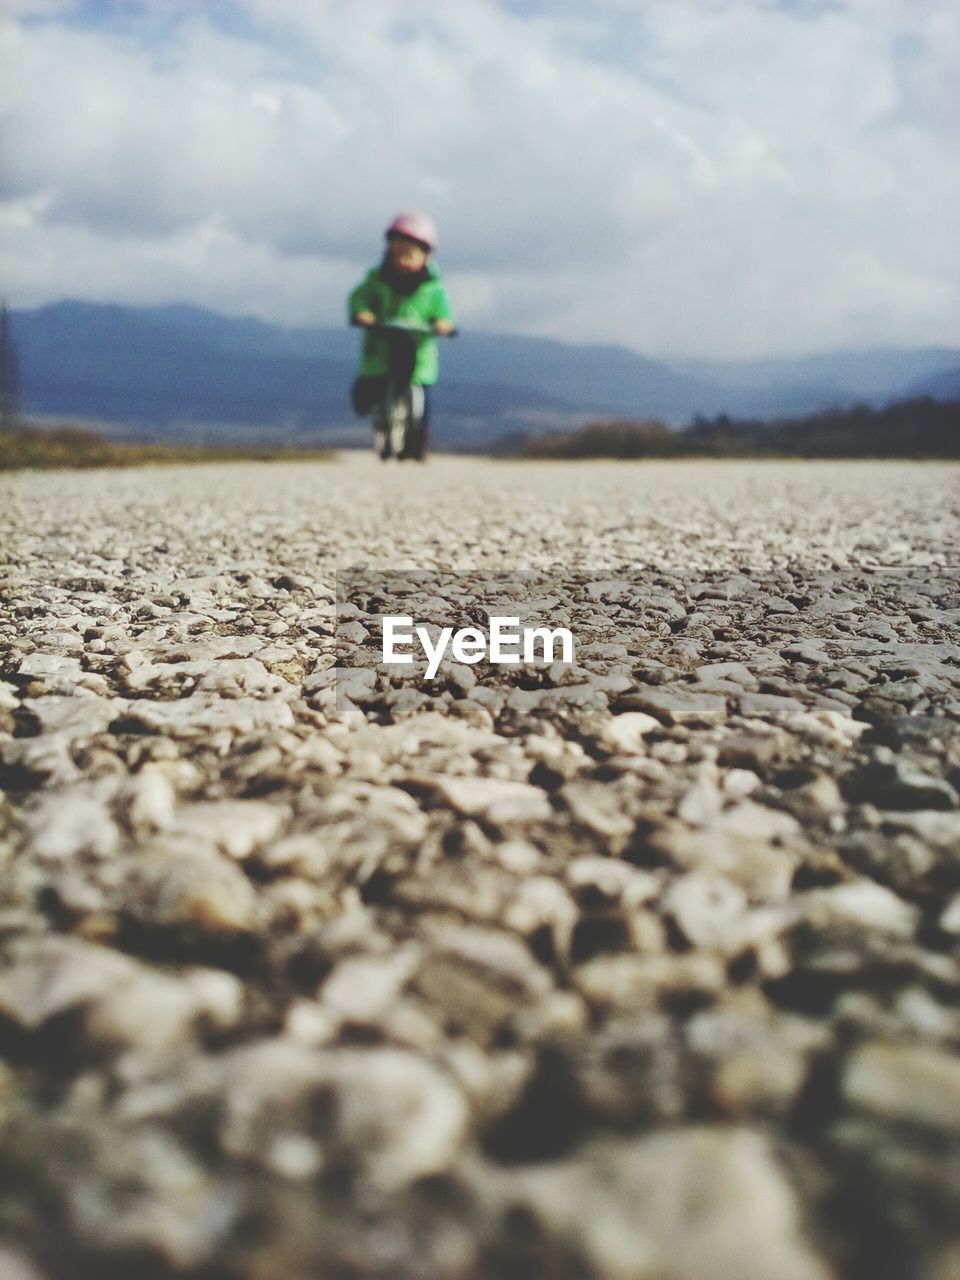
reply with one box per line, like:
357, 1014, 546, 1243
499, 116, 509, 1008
350, 318, 457, 462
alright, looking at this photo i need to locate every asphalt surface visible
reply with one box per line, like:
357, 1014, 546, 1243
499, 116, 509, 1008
2, 455, 959, 1280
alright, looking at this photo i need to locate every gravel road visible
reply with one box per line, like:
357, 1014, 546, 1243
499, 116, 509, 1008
2, 455, 959, 1280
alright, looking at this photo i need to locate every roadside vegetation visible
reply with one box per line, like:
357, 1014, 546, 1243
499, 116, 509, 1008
512, 397, 960, 460
0, 422, 335, 470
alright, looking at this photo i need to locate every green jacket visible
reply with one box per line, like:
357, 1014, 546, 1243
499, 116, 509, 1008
347, 260, 454, 386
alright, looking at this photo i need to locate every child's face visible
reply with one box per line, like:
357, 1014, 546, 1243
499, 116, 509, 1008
388, 233, 429, 274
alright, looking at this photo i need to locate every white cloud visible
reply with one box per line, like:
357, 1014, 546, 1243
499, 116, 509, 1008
0, 0, 957, 357
0, 198, 359, 323
1, 0, 77, 13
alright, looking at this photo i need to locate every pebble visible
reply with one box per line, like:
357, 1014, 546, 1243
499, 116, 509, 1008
619, 686, 729, 725
574, 951, 726, 1013
798, 880, 921, 938
844, 1042, 960, 1134
504, 1126, 832, 1280
216, 1039, 468, 1189
662, 872, 749, 949
0, 936, 242, 1054
405, 774, 552, 824
597, 711, 661, 752
23, 787, 121, 861
940, 896, 960, 936
123, 848, 257, 935
169, 799, 290, 860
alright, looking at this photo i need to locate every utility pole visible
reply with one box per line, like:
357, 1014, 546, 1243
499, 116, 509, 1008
0, 297, 20, 431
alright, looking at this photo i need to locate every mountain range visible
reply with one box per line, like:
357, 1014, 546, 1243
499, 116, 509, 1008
10, 300, 960, 448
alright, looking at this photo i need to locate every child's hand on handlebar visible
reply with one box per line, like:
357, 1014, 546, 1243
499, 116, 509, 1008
433, 318, 454, 335
353, 311, 376, 327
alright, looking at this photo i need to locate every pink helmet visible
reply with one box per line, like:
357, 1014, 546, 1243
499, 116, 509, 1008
386, 211, 438, 251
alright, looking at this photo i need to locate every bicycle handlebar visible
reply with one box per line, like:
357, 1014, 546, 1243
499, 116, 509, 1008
350, 318, 459, 337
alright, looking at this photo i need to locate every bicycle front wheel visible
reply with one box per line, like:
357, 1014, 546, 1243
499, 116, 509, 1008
389, 391, 411, 460
406, 385, 426, 460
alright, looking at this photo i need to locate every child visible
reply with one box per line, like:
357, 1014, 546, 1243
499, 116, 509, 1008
347, 213, 455, 454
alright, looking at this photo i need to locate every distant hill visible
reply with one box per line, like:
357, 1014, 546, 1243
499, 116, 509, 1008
10, 300, 960, 447
11, 301, 588, 447
906, 364, 960, 403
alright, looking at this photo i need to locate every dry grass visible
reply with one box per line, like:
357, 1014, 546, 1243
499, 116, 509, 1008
0, 422, 337, 470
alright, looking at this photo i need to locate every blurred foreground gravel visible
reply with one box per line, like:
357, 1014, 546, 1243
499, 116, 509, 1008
1, 454, 959, 1280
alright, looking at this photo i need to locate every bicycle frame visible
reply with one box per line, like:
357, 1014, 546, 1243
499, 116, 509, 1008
351, 318, 457, 461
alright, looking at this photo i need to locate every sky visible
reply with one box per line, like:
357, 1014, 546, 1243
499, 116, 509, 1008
1, 0, 958, 359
